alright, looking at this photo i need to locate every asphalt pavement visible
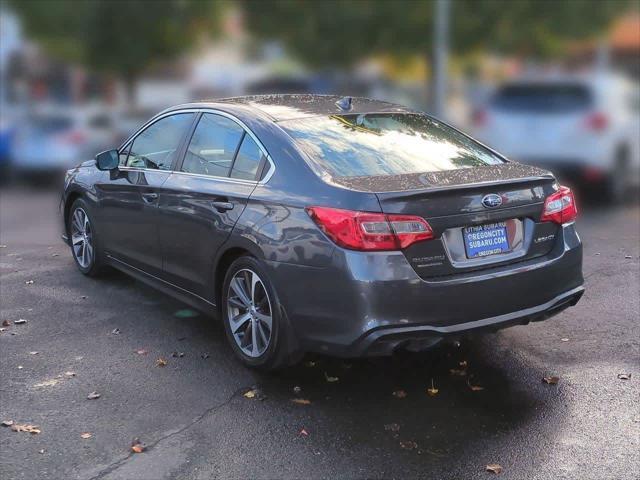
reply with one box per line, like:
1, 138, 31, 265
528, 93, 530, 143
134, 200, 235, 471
1, 186, 638, 480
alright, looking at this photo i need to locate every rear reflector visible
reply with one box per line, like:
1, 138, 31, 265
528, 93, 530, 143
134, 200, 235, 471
306, 206, 434, 251
541, 186, 578, 224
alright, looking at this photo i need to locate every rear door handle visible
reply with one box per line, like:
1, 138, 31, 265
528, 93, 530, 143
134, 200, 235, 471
141, 192, 159, 203
211, 200, 234, 212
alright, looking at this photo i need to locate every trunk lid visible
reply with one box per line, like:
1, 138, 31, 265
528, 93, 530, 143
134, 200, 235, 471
343, 164, 560, 279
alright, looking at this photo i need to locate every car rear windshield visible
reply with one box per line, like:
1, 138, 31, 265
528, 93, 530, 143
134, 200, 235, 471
491, 84, 592, 112
279, 113, 505, 178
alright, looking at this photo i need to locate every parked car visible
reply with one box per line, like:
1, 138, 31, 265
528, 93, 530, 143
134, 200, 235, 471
471, 73, 640, 202
11, 106, 116, 178
60, 95, 584, 370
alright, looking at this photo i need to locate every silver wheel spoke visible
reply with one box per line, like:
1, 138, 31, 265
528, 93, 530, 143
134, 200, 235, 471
230, 278, 251, 307
72, 234, 84, 245
251, 321, 258, 356
256, 320, 269, 348
254, 310, 272, 330
230, 312, 251, 333
250, 272, 260, 303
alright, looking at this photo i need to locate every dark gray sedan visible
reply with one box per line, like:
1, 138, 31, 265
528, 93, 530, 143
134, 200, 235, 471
60, 95, 584, 369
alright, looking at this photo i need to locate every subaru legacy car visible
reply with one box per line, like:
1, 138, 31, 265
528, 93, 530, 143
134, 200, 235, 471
60, 95, 584, 370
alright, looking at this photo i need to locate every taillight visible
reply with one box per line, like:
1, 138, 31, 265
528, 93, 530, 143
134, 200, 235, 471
472, 109, 488, 127
584, 112, 608, 132
306, 206, 434, 251
541, 186, 578, 225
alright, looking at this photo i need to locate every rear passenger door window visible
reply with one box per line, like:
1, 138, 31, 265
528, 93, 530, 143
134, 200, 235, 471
182, 113, 244, 177
126, 113, 195, 170
230, 135, 265, 181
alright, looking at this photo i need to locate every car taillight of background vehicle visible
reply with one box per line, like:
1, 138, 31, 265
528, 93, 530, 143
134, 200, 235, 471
541, 186, 578, 225
584, 112, 608, 132
471, 109, 489, 127
58, 130, 88, 145
306, 206, 434, 251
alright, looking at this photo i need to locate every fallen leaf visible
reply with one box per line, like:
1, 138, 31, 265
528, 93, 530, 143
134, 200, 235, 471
34, 379, 59, 388
80, 432, 92, 439
392, 390, 407, 399
1, 320, 9, 327
14, 319, 27, 325
542, 376, 560, 385
0, 328, 6, 332
304, 361, 316, 367
617, 373, 631, 380
80, 295, 87, 299
87, 391, 101, 400
243, 389, 257, 399
51, 253, 59, 257
38, 449, 45, 454
29, 351, 38, 355
324, 372, 339, 383
111, 328, 121, 335
291, 398, 312, 405
74, 356, 84, 361
486, 463, 503, 474
64, 371, 76, 377
449, 368, 467, 376
173, 309, 199, 319
459, 360, 468, 368
135, 349, 148, 355
1, 420, 14, 427
156, 358, 167, 367
560, 338, 569, 342
624, 255, 632, 259
201, 353, 210, 359
17, 365, 23, 369
427, 379, 439, 397
11, 423, 41, 434
384, 423, 400, 432
467, 375, 485, 391
293, 386, 302, 395
298, 427, 309, 437
25, 280, 34, 285
131, 438, 146, 453
400, 440, 418, 450
171, 351, 185, 358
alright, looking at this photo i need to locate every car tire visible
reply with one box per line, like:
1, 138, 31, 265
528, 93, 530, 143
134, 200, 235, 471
67, 198, 105, 276
221, 255, 297, 370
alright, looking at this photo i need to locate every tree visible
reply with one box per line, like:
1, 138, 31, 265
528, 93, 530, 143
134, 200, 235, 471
10, 0, 219, 104
242, 0, 634, 83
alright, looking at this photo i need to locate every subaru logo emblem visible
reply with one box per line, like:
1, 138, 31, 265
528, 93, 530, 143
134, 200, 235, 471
482, 194, 503, 208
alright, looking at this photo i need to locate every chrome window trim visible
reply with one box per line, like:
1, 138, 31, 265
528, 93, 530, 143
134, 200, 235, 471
118, 108, 276, 185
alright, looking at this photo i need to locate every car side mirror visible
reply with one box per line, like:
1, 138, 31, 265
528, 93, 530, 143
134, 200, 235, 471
96, 149, 119, 171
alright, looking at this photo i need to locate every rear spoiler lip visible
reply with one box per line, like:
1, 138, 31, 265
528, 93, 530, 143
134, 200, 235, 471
329, 173, 556, 196
378, 174, 555, 196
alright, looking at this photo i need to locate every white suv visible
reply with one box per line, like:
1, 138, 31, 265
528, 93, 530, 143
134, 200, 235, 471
471, 73, 640, 202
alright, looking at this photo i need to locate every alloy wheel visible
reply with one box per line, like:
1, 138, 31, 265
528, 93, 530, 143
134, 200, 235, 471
226, 268, 273, 357
70, 207, 94, 269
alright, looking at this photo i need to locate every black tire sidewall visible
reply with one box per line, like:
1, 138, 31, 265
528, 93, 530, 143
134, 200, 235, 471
68, 199, 102, 276
221, 256, 285, 369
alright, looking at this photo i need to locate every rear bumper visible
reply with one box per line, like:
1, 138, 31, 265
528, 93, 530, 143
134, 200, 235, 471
352, 285, 583, 356
267, 223, 583, 357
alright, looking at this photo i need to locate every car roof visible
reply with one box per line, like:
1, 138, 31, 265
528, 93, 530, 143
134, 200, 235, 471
166, 94, 417, 122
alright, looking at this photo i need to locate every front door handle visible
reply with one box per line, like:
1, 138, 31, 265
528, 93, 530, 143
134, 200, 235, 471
211, 200, 234, 212
141, 192, 159, 203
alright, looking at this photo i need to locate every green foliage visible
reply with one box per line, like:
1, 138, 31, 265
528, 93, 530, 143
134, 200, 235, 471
10, 0, 218, 79
243, 0, 633, 67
